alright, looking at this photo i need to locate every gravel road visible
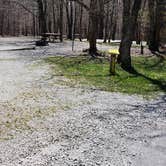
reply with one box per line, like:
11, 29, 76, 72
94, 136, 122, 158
0, 37, 165, 166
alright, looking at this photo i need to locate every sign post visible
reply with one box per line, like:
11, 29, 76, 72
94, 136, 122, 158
71, 0, 76, 51
108, 49, 120, 75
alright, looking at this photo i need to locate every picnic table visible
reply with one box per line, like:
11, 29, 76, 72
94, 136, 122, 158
41, 33, 81, 42
41, 33, 61, 42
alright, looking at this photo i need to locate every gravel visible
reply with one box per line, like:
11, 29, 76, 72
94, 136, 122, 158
0, 37, 165, 166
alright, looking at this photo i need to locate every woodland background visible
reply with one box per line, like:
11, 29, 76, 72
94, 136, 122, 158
0, 0, 165, 44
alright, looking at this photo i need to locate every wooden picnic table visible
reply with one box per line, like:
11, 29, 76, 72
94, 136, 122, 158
41, 33, 61, 42
41, 33, 81, 42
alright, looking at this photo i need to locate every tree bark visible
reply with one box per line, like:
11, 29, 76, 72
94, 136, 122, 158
88, 0, 98, 55
79, 0, 83, 41
98, 0, 104, 39
66, 0, 73, 40
59, 0, 64, 42
118, 0, 142, 71
157, 0, 166, 50
37, 0, 47, 34
148, 0, 159, 51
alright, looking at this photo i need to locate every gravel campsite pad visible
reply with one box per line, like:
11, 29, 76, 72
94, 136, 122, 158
0, 37, 165, 166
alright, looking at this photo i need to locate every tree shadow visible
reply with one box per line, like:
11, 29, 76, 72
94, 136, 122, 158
143, 95, 166, 115
128, 95, 166, 119
128, 68, 166, 92
151, 51, 166, 59
148, 58, 164, 68
144, 56, 165, 69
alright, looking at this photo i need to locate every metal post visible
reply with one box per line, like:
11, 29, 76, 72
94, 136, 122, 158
72, 0, 75, 51
110, 54, 116, 75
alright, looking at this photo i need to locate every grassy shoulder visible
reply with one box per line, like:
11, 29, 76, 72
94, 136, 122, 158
44, 55, 166, 97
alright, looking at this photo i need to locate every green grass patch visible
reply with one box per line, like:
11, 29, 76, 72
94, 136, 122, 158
44, 55, 166, 97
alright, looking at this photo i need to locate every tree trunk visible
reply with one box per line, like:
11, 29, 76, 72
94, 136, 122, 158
104, 2, 110, 43
79, 0, 83, 41
52, 0, 56, 33
59, 0, 64, 42
118, 0, 142, 71
0, 11, 4, 36
148, 0, 159, 51
157, 0, 166, 50
98, 0, 104, 39
88, 0, 98, 55
37, 0, 47, 34
66, 0, 73, 40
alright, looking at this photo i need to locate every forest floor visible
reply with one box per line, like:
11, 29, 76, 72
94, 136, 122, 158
0, 37, 165, 166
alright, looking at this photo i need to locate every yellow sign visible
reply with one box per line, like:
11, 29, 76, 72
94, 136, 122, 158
108, 49, 120, 55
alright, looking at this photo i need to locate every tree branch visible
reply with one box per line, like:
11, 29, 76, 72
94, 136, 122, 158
9, 0, 38, 17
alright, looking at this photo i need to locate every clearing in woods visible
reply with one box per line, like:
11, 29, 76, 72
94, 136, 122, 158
0, 38, 165, 166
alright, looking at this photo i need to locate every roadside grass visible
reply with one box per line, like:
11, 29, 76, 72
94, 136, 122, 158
45, 55, 166, 97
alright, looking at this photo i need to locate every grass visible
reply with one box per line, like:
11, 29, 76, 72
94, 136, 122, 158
45, 55, 166, 97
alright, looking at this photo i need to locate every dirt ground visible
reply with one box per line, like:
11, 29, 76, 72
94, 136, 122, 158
0, 37, 165, 166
